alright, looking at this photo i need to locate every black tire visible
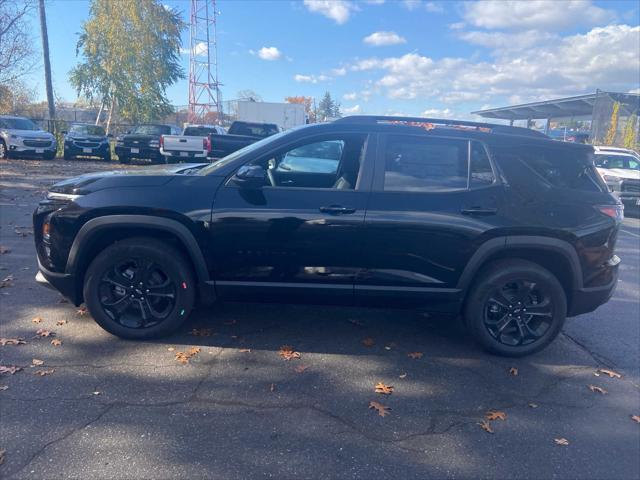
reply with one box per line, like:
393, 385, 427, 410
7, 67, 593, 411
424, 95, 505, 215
464, 259, 567, 357
44, 151, 56, 160
103, 151, 112, 162
0, 140, 7, 159
119, 154, 130, 164
83, 237, 195, 340
63, 151, 73, 161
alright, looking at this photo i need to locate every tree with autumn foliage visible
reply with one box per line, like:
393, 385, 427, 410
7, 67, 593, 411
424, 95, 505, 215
69, 0, 185, 129
285, 96, 316, 123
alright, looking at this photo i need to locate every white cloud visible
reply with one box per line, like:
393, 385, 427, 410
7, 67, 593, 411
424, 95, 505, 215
343, 104, 361, 114
332, 67, 347, 76
402, 0, 421, 10
303, 0, 356, 24
363, 31, 407, 46
463, 0, 616, 31
629, 88, 640, 94
422, 108, 454, 118
343, 92, 358, 101
424, 2, 444, 13
458, 30, 559, 52
181, 41, 207, 56
293, 73, 331, 83
256, 46, 282, 61
344, 25, 640, 105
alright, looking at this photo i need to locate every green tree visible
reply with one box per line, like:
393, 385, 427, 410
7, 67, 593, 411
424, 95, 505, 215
318, 91, 339, 121
69, 0, 185, 129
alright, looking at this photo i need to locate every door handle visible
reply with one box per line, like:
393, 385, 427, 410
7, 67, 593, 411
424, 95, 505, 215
319, 205, 356, 215
461, 207, 498, 216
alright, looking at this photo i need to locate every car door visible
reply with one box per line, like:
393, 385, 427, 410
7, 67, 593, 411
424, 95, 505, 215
208, 132, 374, 304
357, 133, 505, 310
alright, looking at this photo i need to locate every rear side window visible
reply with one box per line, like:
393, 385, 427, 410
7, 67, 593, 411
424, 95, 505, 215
384, 136, 468, 192
470, 141, 495, 187
499, 144, 607, 192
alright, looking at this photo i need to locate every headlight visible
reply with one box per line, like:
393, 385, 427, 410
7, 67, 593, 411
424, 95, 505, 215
603, 175, 622, 183
46, 192, 82, 201
149, 140, 159, 148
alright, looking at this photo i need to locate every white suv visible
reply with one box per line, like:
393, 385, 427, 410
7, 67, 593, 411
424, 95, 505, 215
594, 146, 640, 211
0, 115, 57, 160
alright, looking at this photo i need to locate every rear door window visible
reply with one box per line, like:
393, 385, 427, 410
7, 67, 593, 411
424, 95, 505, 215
383, 136, 468, 192
470, 141, 495, 188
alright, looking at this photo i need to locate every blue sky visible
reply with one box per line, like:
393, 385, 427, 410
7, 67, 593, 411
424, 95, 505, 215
27, 0, 640, 118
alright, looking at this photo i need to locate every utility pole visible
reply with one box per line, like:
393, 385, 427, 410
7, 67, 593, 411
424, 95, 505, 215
39, 0, 56, 129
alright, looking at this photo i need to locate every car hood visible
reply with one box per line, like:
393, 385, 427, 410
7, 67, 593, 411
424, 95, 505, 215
597, 167, 640, 180
3, 129, 54, 140
48, 163, 208, 196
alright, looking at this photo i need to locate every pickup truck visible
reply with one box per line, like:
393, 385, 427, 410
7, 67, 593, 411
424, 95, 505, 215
160, 125, 226, 163
209, 121, 280, 159
115, 124, 179, 164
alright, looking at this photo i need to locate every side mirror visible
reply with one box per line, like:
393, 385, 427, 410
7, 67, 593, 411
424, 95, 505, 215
232, 164, 266, 189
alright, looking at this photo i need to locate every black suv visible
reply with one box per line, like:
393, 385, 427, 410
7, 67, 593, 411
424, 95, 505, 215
33, 116, 622, 356
63, 124, 112, 161
115, 124, 177, 164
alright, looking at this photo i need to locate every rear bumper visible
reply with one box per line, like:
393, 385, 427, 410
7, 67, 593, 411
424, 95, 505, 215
569, 255, 620, 316
160, 148, 207, 159
35, 260, 80, 306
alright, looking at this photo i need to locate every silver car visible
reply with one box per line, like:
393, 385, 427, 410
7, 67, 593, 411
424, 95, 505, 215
0, 115, 57, 160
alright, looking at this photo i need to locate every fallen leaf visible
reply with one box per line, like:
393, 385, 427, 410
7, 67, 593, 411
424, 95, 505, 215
369, 401, 391, 417
167, 347, 175, 352
32, 359, 44, 366
238, 348, 251, 353
399, 373, 407, 379
631, 415, 640, 424
375, 382, 394, 395
56, 320, 67, 326
190, 328, 214, 337
76, 307, 88, 316
0, 275, 14, 288
35, 329, 54, 337
175, 347, 201, 364
0, 365, 21, 375
361, 337, 375, 347
509, 367, 518, 376
384, 346, 392, 350
0, 246, 10, 254
478, 420, 494, 434
34, 369, 55, 377
279, 345, 301, 361
269, 383, 276, 392
0, 449, 5, 465
407, 352, 423, 359
32, 316, 43, 323
50, 339, 62, 346
0, 385, 8, 391
528, 403, 539, 408
554, 438, 569, 446
486, 410, 507, 421
92, 391, 102, 395
0, 338, 26, 346
597, 368, 621, 379
294, 365, 309, 373
588, 385, 608, 395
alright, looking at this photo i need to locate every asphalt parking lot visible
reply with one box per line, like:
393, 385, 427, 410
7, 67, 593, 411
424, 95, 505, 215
1, 158, 639, 479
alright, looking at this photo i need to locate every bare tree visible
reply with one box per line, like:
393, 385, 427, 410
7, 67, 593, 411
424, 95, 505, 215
38, 0, 55, 122
0, 0, 37, 84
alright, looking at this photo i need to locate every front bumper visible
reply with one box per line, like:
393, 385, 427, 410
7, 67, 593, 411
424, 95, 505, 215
65, 141, 109, 158
569, 255, 620, 316
35, 260, 80, 306
8, 143, 56, 157
115, 145, 161, 160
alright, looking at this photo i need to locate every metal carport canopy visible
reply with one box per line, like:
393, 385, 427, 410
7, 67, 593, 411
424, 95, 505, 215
471, 93, 597, 121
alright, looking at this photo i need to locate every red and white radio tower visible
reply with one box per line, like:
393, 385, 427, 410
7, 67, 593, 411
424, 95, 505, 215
188, 0, 222, 124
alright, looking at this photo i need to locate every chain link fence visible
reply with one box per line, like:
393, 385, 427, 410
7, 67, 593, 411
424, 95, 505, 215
590, 91, 639, 150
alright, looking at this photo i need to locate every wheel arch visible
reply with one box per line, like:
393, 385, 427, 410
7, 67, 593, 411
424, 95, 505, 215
68, 215, 210, 302
458, 235, 583, 310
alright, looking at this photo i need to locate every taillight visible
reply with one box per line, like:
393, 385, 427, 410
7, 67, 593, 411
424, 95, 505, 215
596, 204, 624, 222
159, 135, 164, 148
204, 136, 211, 152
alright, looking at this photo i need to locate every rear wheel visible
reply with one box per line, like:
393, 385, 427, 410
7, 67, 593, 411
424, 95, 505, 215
464, 259, 567, 357
0, 140, 7, 159
83, 238, 195, 339
63, 150, 73, 161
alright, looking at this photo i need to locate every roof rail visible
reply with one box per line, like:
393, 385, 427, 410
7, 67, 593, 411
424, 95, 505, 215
334, 115, 547, 138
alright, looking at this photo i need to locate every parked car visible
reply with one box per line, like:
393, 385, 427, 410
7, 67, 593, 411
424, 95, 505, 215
115, 124, 179, 164
33, 115, 622, 357
160, 124, 225, 163
0, 115, 57, 160
209, 121, 279, 159
594, 145, 640, 212
547, 129, 590, 143
63, 124, 112, 161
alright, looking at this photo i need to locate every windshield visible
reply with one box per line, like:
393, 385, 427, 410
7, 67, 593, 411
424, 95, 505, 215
0, 117, 40, 131
595, 154, 640, 171
198, 129, 291, 175
131, 125, 170, 135
69, 124, 106, 136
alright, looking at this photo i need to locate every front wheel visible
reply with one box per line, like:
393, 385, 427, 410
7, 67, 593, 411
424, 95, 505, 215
0, 140, 8, 159
83, 238, 196, 339
464, 259, 567, 357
